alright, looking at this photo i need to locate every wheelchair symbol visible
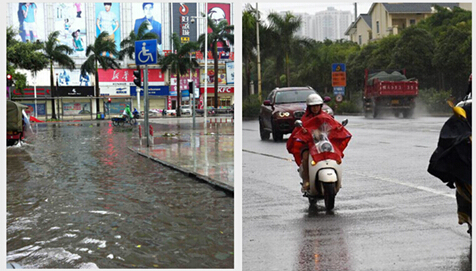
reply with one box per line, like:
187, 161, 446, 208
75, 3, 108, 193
138, 42, 154, 63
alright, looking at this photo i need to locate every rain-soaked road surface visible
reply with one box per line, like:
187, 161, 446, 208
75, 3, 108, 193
7, 121, 233, 269
243, 115, 471, 271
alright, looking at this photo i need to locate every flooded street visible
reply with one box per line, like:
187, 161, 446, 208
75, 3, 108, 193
7, 121, 234, 269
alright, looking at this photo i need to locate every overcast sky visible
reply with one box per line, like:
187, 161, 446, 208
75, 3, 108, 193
243, 2, 374, 18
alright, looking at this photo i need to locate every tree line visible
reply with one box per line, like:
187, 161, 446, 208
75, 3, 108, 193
243, 4, 471, 107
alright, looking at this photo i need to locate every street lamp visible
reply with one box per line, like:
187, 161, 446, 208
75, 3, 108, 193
191, 4, 208, 120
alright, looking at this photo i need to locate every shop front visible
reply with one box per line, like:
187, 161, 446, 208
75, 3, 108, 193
199, 86, 234, 110
130, 86, 169, 114
56, 86, 96, 119
170, 69, 200, 109
10, 86, 52, 119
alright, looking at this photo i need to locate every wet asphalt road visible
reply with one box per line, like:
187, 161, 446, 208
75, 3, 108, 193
242, 115, 471, 271
7, 121, 233, 269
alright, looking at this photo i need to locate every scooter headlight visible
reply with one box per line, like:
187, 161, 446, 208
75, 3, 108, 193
319, 142, 333, 153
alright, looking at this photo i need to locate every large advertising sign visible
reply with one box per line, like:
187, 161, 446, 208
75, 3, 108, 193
13, 3, 46, 42
57, 69, 92, 86
12, 86, 52, 97
201, 68, 227, 85
95, 3, 121, 56
207, 3, 231, 59
130, 86, 169, 96
172, 3, 197, 43
54, 3, 87, 57
22, 103, 47, 116
98, 69, 165, 85
63, 102, 92, 115
226, 62, 234, 85
56, 86, 95, 97
132, 3, 162, 54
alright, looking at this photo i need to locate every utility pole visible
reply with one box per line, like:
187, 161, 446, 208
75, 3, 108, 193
256, 3, 262, 103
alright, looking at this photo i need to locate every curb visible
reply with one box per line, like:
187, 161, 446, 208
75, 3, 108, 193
128, 147, 234, 196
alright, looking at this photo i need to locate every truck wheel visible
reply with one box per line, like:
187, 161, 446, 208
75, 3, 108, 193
323, 183, 336, 211
259, 120, 270, 140
272, 122, 283, 142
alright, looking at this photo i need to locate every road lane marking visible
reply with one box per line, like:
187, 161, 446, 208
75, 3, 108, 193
243, 149, 293, 162
350, 171, 456, 199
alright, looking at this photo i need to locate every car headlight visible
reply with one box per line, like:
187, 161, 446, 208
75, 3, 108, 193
278, 112, 291, 118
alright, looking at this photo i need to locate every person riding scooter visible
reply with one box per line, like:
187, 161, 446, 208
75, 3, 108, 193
122, 105, 133, 122
287, 93, 352, 192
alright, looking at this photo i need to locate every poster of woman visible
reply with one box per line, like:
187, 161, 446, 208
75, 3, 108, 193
15, 3, 46, 42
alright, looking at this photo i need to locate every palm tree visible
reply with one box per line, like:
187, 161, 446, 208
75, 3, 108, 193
266, 12, 308, 87
119, 21, 160, 61
43, 31, 75, 119
160, 33, 199, 117
242, 5, 258, 98
81, 31, 120, 115
199, 16, 234, 108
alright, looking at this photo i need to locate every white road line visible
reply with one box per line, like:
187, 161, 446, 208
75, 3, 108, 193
350, 171, 456, 199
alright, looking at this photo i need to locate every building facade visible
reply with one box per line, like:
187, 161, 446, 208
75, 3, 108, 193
7, 2, 234, 118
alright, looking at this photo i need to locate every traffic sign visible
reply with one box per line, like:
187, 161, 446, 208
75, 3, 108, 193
135, 40, 158, 65
332, 63, 346, 72
333, 86, 345, 95
332, 63, 347, 87
335, 94, 343, 103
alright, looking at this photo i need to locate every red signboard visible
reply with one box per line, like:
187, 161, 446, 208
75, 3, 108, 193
332, 72, 346, 87
200, 86, 234, 94
98, 69, 165, 82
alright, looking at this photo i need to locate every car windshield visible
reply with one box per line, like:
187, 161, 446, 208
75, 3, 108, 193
275, 90, 316, 104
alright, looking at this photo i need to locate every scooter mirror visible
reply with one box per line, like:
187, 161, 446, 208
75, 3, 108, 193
341, 119, 348, 126
295, 120, 303, 127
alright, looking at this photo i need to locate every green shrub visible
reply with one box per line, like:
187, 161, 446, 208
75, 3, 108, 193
417, 88, 452, 113
243, 94, 262, 119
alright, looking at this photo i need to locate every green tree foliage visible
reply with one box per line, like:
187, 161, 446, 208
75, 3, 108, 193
198, 15, 234, 108
160, 33, 199, 117
81, 31, 120, 114
243, 6, 471, 117
43, 31, 76, 119
242, 4, 258, 98
7, 27, 49, 93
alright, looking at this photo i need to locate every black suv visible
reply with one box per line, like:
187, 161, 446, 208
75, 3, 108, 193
258, 87, 333, 141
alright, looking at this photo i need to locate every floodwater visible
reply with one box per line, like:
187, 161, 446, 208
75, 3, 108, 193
7, 121, 234, 269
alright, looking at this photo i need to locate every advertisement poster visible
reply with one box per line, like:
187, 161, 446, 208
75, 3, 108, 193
172, 3, 197, 43
54, 3, 87, 57
57, 69, 92, 86
132, 3, 162, 53
207, 3, 231, 59
98, 68, 165, 85
63, 102, 92, 115
226, 62, 234, 84
200, 68, 227, 85
95, 3, 121, 57
23, 103, 46, 116
14, 3, 46, 42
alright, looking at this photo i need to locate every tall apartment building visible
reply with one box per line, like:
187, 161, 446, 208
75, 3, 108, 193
295, 7, 353, 41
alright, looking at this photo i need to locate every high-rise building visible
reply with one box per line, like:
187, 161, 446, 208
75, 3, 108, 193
296, 7, 352, 41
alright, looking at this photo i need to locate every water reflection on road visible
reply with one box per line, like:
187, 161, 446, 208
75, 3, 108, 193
7, 122, 233, 269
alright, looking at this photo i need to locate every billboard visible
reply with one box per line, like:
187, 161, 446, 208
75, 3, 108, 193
207, 3, 232, 59
57, 69, 92, 86
132, 3, 162, 54
201, 68, 227, 85
63, 102, 92, 115
98, 68, 165, 86
226, 62, 234, 84
53, 3, 87, 57
170, 69, 200, 95
172, 3, 197, 43
14, 3, 46, 42
95, 3, 121, 57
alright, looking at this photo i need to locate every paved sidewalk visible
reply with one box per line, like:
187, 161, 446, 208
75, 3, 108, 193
129, 116, 234, 194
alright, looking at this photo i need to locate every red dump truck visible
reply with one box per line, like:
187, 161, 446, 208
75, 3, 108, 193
363, 69, 418, 118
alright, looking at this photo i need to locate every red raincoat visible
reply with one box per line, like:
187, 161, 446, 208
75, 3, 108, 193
286, 111, 352, 166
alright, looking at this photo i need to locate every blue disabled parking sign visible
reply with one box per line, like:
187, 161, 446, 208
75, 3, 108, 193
135, 40, 157, 65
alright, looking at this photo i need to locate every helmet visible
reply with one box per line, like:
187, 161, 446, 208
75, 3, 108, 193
306, 93, 323, 106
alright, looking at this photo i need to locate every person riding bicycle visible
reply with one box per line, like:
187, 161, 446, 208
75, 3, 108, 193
286, 93, 351, 192
122, 105, 133, 122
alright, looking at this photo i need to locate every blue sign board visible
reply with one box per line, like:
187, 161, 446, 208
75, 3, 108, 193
332, 63, 346, 72
333, 86, 345, 95
130, 86, 169, 96
135, 40, 158, 65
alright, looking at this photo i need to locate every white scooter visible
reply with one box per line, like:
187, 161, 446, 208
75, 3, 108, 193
295, 119, 348, 210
